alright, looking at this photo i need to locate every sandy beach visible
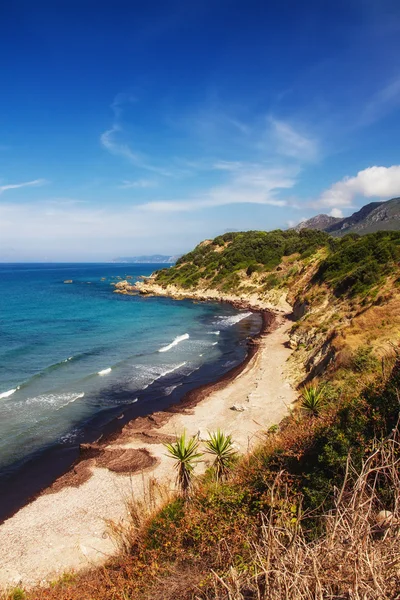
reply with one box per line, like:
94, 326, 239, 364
0, 314, 296, 590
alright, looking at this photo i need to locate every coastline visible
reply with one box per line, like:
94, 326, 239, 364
0, 294, 297, 589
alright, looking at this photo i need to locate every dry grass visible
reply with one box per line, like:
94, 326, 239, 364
12, 425, 400, 600
205, 432, 400, 600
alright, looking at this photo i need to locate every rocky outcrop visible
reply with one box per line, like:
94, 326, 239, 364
112, 280, 136, 294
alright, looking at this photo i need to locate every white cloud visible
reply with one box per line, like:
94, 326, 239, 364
329, 208, 344, 218
315, 165, 400, 208
270, 118, 318, 162
0, 179, 47, 195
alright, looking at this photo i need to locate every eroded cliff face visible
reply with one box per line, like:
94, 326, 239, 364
134, 279, 292, 313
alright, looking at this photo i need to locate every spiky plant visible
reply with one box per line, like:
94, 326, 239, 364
164, 432, 202, 497
204, 430, 237, 481
300, 384, 326, 417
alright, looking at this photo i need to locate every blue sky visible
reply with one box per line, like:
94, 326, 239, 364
1, 0, 400, 260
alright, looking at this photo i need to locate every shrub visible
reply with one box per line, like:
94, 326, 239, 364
300, 384, 326, 417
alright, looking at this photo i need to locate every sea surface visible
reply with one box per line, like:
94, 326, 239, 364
0, 263, 261, 520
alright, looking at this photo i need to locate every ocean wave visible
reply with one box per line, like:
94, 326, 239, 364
208, 331, 220, 336
141, 361, 188, 389
158, 333, 189, 353
164, 383, 183, 396
11, 353, 86, 393
98, 367, 112, 376
0, 387, 20, 400
25, 391, 84, 409
212, 341, 218, 346
214, 312, 253, 328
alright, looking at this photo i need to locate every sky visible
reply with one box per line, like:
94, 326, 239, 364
1, 0, 400, 261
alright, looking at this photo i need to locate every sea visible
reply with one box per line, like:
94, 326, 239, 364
0, 263, 261, 521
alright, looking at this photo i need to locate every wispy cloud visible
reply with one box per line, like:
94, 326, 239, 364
360, 76, 400, 126
0, 179, 47, 195
269, 118, 319, 162
139, 164, 297, 212
100, 96, 173, 177
119, 179, 158, 189
313, 165, 400, 210
101, 94, 321, 215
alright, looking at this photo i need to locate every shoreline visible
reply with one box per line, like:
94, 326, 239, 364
0, 302, 269, 526
0, 298, 275, 526
0, 296, 297, 589
36, 307, 274, 496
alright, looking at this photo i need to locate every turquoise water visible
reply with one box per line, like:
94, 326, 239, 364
0, 264, 260, 496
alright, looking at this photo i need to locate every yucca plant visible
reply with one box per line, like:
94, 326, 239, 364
204, 429, 237, 481
300, 384, 326, 417
164, 432, 202, 497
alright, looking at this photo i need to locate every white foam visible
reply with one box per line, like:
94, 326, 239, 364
214, 312, 252, 328
164, 383, 182, 396
56, 392, 84, 409
141, 362, 187, 389
0, 387, 19, 399
26, 392, 84, 409
98, 367, 112, 376
62, 356, 73, 363
159, 361, 187, 377
158, 333, 189, 353
208, 331, 220, 336
212, 341, 218, 346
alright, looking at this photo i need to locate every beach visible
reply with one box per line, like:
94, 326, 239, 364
0, 308, 296, 589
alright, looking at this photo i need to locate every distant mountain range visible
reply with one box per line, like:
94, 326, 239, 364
294, 197, 400, 236
112, 254, 180, 264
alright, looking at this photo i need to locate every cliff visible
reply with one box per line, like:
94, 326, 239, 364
133, 229, 400, 387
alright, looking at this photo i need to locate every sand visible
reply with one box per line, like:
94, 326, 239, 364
0, 316, 296, 590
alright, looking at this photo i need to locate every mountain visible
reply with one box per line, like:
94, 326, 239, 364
294, 197, 400, 236
294, 214, 342, 231
112, 254, 180, 264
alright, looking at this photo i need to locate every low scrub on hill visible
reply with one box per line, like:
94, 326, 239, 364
154, 229, 400, 299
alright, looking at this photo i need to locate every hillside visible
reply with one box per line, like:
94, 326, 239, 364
16, 229, 400, 600
139, 228, 400, 384
294, 197, 400, 236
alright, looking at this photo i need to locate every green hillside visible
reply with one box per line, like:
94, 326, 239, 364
154, 229, 400, 299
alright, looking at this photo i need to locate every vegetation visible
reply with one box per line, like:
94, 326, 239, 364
204, 430, 237, 481
19, 349, 400, 600
315, 230, 400, 297
154, 229, 330, 290
164, 432, 202, 497
300, 384, 326, 416
154, 229, 400, 299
